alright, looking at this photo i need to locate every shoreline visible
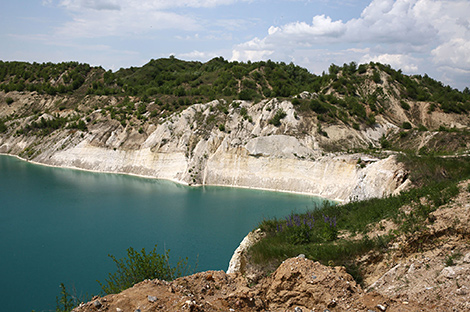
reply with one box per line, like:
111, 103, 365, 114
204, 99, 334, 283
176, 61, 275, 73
0, 152, 335, 201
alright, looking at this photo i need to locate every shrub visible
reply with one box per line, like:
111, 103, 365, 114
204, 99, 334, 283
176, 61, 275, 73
269, 109, 287, 127
5, 97, 14, 105
418, 124, 428, 131
400, 100, 410, 110
55, 283, 77, 312
380, 135, 391, 149
309, 99, 329, 114
0, 120, 7, 133
402, 122, 412, 129
98, 245, 193, 294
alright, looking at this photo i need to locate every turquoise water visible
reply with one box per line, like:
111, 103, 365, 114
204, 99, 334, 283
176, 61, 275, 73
0, 155, 324, 312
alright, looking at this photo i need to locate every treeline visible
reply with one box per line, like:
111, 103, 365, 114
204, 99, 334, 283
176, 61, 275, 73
0, 61, 91, 95
86, 56, 329, 101
1, 58, 469, 117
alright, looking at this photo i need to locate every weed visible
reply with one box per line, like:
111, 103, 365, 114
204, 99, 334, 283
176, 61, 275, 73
98, 245, 195, 294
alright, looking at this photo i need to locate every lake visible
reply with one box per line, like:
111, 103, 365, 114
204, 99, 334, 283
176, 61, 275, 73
0, 154, 325, 312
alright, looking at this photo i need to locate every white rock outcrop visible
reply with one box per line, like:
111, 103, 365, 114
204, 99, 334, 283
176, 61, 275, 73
0, 98, 410, 203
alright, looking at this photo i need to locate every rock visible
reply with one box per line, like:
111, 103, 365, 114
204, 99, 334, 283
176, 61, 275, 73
294, 307, 303, 312
463, 252, 470, 263
148, 295, 158, 303
93, 300, 102, 308
227, 228, 265, 274
377, 303, 387, 311
116, 309, 122, 312
441, 267, 456, 279
297, 254, 306, 259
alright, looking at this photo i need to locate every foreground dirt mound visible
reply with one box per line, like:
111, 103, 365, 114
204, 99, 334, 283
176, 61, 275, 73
74, 257, 427, 312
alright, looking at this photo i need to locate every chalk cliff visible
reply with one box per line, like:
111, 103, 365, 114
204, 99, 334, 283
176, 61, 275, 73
0, 96, 409, 202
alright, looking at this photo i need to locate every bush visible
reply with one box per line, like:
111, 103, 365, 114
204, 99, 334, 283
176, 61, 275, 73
309, 99, 329, 114
269, 109, 287, 127
55, 283, 77, 312
98, 245, 194, 294
402, 122, 412, 129
5, 97, 14, 105
380, 135, 391, 149
0, 120, 7, 133
400, 100, 410, 110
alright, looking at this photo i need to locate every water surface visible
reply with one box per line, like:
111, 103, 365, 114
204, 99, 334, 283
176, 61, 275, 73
0, 155, 324, 311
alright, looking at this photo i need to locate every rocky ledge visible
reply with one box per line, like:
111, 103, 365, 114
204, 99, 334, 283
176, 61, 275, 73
73, 256, 428, 312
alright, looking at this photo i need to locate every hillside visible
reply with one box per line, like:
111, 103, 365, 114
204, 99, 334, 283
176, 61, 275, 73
1, 58, 470, 201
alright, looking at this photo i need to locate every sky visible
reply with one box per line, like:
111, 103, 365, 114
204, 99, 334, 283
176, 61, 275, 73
0, 0, 469, 90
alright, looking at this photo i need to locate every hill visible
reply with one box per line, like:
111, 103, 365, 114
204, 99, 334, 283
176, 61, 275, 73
1, 57, 470, 201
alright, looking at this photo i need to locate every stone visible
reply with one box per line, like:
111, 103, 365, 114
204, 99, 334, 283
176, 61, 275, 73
377, 303, 387, 311
463, 252, 470, 263
441, 267, 456, 279
297, 254, 306, 259
93, 300, 102, 308
148, 295, 158, 303
295, 307, 303, 312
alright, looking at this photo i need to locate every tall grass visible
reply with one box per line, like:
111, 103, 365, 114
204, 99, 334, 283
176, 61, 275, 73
250, 155, 470, 283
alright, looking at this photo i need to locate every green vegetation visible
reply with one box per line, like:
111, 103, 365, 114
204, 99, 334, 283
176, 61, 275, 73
53, 245, 195, 312
250, 155, 470, 284
0, 61, 91, 95
15, 115, 87, 136
1, 58, 469, 135
0, 119, 7, 133
55, 283, 79, 312
268, 109, 287, 126
97, 245, 194, 294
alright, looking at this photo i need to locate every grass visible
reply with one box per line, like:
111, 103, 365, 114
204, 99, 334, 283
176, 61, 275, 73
249, 155, 470, 284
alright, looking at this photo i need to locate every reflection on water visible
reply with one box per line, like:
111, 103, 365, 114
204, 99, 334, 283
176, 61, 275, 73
0, 155, 325, 312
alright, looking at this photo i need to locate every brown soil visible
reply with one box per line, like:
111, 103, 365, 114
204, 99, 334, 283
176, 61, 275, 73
73, 256, 429, 312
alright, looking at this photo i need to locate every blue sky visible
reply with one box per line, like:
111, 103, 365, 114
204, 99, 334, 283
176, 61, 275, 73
1, 0, 469, 90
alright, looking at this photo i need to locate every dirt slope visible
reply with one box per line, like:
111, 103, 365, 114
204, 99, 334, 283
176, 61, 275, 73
73, 256, 429, 312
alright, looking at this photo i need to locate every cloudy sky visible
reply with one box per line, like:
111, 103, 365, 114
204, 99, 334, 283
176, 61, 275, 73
1, 0, 469, 90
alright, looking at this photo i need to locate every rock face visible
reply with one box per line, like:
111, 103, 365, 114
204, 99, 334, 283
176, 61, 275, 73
0, 97, 410, 202
227, 229, 265, 275
73, 257, 428, 312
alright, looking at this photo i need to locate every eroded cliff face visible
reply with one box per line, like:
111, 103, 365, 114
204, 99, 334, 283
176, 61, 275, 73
0, 95, 409, 202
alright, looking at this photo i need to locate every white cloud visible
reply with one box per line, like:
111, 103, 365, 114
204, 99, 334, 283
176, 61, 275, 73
178, 50, 219, 60
59, 0, 248, 11
231, 0, 470, 89
361, 53, 419, 72
432, 38, 470, 71
267, 15, 346, 40
51, 0, 255, 39
59, 0, 121, 10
